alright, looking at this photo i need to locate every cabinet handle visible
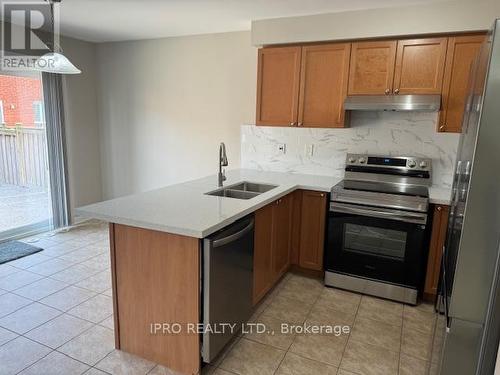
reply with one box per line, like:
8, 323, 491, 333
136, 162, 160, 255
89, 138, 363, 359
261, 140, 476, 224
298, 122, 303, 127
437, 206, 442, 211
385, 89, 390, 95
394, 88, 400, 94
290, 122, 295, 126
320, 193, 325, 197
439, 125, 446, 131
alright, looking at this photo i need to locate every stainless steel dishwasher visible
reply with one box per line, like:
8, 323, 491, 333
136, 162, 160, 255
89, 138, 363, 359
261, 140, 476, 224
202, 214, 254, 363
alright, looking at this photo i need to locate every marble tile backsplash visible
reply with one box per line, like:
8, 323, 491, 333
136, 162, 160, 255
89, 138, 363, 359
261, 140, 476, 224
241, 112, 460, 188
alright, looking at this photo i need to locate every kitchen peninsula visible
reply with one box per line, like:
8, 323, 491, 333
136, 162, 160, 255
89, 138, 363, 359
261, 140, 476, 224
77, 168, 451, 374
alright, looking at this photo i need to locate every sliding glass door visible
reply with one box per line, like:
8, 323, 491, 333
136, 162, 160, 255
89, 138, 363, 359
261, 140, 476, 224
0, 71, 52, 240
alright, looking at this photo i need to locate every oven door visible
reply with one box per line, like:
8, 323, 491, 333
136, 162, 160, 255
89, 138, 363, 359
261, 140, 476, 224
325, 202, 428, 288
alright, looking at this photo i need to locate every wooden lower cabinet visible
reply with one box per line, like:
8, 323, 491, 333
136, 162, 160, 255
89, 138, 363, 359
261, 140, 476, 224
424, 205, 450, 301
272, 195, 293, 280
253, 193, 293, 304
298, 191, 328, 271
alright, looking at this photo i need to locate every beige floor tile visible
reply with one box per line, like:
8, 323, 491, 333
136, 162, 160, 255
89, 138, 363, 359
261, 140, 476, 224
399, 353, 429, 375
275, 352, 338, 375
8, 253, 53, 269
99, 315, 115, 330
289, 332, 347, 367
337, 370, 359, 375
50, 264, 101, 284
261, 295, 311, 324
67, 294, 113, 323
80, 254, 111, 272
0, 292, 32, 318
95, 349, 155, 374
75, 270, 112, 293
340, 340, 399, 375
42, 241, 84, 257
0, 326, 18, 346
429, 362, 440, 375
415, 302, 436, 313
0, 302, 61, 334
25, 314, 93, 349
350, 317, 401, 351
59, 325, 115, 365
277, 280, 320, 305
317, 288, 361, 315
27, 258, 76, 276
403, 305, 436, 335
213, 369, 236, 375
401, 326, 433, 361
19, 350, 90, 374
244, 314, 296, 350
83, 368, 109, 375
306, 301, 356, 327
219, 338, 285, 375
59, 246, 106, 263
149, 364, 184, 374
0, 264, 20, 278
356, 296, 403, 327
14, 277, 68, 301
0, 270, 44, 291
39, 285, 97, 311
0, 336, 51, 374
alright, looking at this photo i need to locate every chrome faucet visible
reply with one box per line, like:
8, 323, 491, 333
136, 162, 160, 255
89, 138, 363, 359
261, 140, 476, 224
218, 142, 228, 187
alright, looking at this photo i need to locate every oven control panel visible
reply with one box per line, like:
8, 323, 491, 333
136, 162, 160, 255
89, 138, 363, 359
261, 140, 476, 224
346, 154, 432, 170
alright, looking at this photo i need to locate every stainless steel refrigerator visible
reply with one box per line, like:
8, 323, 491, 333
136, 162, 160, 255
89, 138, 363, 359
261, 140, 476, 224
436, 19, 500, 375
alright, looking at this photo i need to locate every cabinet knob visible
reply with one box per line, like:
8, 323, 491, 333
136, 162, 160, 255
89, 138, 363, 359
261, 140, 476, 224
385, 89, 390, 95
320, 193, 325, 197
439, 125, 445, 131
290, 122, 295, 126
437, 206, 442, 211
394, 88, 400, 94
298, 122, 303, 127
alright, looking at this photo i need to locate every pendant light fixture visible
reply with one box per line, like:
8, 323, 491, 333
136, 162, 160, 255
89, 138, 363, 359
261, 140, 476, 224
34, 0, 81, 74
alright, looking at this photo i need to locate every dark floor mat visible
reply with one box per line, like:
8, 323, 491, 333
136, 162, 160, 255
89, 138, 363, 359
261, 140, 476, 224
0, 240, 43, 264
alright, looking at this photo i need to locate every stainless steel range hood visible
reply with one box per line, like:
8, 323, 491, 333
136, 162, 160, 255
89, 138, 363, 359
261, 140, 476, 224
344, 95, 441, 112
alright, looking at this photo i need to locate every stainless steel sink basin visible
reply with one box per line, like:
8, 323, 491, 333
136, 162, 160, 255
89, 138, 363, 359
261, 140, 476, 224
205, 181, 278, 200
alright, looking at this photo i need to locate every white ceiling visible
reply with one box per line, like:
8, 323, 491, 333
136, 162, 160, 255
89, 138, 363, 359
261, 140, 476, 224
7, 0, 451, 42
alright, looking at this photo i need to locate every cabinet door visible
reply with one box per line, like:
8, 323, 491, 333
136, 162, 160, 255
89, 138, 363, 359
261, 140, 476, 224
253, 203, 274, 304
439, 34, 485, 133
424, 205, 450, 300
393, 37, 448, 94
256, 46, 301, 126
297, 43, 351, 128
290, 190, 303, 265
299, 191, 327, 271
272, 194, 293, 281
348, 41, 397, 95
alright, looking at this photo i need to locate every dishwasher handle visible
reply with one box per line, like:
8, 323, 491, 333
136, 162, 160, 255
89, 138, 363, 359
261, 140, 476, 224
212, 219, 254, 248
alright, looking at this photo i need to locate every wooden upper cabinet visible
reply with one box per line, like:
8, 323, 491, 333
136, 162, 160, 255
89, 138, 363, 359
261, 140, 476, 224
299, 190, 327, 271
439, 34, 485, 133
272, 194, 293, 280
348, 41, 397, 95
393, 37, 448, 94
298, 43, 351, 127
256, 46, 301, 126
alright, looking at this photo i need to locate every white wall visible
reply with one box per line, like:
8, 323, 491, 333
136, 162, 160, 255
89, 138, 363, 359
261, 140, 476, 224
60, 36, 102, 218
96, 31, 256, 199
252, 0, 500, 46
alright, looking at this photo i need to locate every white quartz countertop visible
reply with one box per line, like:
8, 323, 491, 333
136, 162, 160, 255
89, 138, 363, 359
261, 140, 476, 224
77, 169, 452, 238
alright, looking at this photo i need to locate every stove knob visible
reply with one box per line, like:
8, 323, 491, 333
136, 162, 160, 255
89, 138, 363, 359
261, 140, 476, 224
348, 157, 356, 163
419, 161, 428, 169
407, 159, 417, 168
358, 157, 367, 164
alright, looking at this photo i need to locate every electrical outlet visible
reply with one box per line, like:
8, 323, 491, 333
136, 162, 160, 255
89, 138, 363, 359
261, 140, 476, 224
305, 144, 314, 157
277, 143, 286, 154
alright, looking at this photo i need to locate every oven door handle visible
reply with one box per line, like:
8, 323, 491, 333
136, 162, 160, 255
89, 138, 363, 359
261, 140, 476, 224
330, 202, 427, 225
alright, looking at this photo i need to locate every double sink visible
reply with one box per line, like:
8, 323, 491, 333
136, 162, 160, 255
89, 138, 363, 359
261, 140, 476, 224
205, 181, 278, 200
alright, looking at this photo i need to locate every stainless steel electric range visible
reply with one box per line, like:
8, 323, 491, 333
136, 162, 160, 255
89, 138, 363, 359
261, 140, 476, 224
325, 153, 432, 305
